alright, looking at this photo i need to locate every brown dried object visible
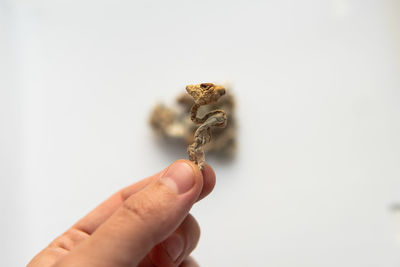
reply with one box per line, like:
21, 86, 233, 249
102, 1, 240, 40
149, 84, 236, 165
186, 83, 227, 170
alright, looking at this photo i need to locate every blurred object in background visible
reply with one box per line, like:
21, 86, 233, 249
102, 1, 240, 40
149, 85, 237, 160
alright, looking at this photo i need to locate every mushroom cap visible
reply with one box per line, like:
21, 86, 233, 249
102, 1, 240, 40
186, 83, 226, 105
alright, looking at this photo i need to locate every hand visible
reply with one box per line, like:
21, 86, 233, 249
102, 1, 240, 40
28, 160, 216, 267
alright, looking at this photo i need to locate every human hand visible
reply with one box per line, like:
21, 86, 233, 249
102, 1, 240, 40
28, 160, 216, 267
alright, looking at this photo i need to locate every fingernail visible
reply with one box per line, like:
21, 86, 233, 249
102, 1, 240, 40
161, 161, 195, 194
162, 234, 184, 262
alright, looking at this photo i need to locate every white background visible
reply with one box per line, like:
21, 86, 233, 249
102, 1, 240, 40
1, 0, 400, 266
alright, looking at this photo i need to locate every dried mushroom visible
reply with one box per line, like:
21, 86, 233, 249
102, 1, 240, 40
186, 83, 227, 169
149, 83, 237, 169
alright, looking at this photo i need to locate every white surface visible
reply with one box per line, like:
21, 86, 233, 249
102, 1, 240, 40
1, 0, 400, 266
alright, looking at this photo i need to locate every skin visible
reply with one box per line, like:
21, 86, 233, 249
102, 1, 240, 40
27, 160, 216, 267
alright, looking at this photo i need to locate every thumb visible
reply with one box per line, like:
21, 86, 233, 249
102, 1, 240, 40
60, 160, 204, 267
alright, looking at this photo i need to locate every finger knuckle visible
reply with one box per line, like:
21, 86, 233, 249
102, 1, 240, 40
121, 188, 169, 224
50, 228, 90, 251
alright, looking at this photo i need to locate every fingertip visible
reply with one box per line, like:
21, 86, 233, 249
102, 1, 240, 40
180, 256, 200, 267
175, 159, 203, 180
172, 159, 204, 194
198, 163, 216, 201
167, 160, 215, 201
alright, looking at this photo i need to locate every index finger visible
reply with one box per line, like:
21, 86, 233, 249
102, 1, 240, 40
72, 163, 216, 235
73, 170, 165, 235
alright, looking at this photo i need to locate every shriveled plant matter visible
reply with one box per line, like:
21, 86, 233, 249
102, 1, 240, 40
149, 83, 236, 168
186, 83, 227, 170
